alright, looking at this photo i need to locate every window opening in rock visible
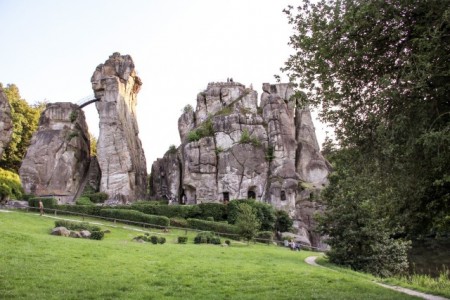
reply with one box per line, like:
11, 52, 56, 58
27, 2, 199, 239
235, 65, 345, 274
280, 190, 286, 201
223, 192, 229, 203
247, 190, 256, 199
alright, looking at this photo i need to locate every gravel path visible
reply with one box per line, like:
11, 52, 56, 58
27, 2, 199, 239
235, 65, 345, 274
304, 256, 448, 300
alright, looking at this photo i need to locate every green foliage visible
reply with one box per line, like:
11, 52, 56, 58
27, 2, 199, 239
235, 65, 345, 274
275, 210, 293, 232
239, 129, 261, 146
158, 237, 166, 244
67, 131, 79, 141
90, 231, 105, 240
54, 220, 101, 232
283, 0, 450, 276
56, 204, 102, 216
177, 236, 188, 244
130, 203, 200, 219
99, 209, 170, 228
89, 133, 97, 157
225, 240, 231, 246
0, 84, 42, 172
170, 217, 188, 228
235, 203, 261, 242
194, 231, 221, 245
227, 200, 275, 231
187, 117, 215, 142
183, 104, 193, 113
216, 105, 233, 116
150, 236, 158, 244
168, 144, 177, 154
75, 196, 93, 206
88, 192, 108, 203
198, 203, 228, 222
265, 145, 274, 162
69, 110, 78, 123
187, 218, 238, 238
255, 231, 273, 244
0, 168, 23, 200
29, 197, 57, 209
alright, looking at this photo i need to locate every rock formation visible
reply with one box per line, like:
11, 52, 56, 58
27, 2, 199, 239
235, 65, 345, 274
19, 103, 90, 203
0, 86, 13, 158
91, 52, 147, 202
150, 82, 331, 247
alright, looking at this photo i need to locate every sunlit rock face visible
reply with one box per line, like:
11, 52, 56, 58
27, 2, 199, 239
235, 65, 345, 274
19, 103, 90, 202
0, 86, 13, 158
150, 82, 331, 248
91, 52, 147, 202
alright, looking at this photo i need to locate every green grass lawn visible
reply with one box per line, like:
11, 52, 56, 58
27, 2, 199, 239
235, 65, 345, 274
0, 210, 420, 299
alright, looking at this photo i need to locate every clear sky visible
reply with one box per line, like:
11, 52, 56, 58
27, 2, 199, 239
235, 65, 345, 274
0, 0, 329, 171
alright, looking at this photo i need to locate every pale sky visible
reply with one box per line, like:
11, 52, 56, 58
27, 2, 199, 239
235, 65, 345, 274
0, 0, 329, 172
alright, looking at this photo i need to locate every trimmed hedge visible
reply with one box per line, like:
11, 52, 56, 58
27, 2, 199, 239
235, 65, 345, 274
88, 192, 108, 203
55, 205, 102, 216
29, 197, 57, 209
198, 203, 228, 222
187, 218, 238, 238
170, 217, 188, 228
129, 204, 201, 219
75, 196, 93, 206
178, 236, 188, 244
194, 231, 221, 244
99, 209, 170, 228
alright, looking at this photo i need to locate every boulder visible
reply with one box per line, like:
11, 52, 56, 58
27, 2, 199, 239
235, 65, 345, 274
70, 231, 82, 238
51, 227, 70, 237
0, 86, 13, 158
19, 103, 90, 199
80, 230, 91, 238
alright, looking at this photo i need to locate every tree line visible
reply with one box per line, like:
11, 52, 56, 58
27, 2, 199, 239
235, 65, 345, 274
283, 0, 449, 276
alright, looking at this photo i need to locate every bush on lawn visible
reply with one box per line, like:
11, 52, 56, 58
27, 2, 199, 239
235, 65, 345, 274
178, 236, 188, 244
187, 218, 238, 238
194, 231, 221, 244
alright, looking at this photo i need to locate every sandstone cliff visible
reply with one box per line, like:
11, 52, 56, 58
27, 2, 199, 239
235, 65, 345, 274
91, 53, 147, 202
19, 103, 90, 202
0, 86, 13, 158
151, 82, 331, 247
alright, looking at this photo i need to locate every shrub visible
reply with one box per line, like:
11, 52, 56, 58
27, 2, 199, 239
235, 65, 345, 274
76, 196, 93, 206
130, 203, 198, 219
170, 217, 188, 228
255, 231, 274, 244
227, 200, 275, 231
99, 209, 170, 228
178, 236, 188, 244
168, 145, 177, 154
0, 168, 23, 200
198, 203, 227, 222
275, 210, 293, 232
206, 216, 214, 222
235, 203, 261, 242
88, 192, 108, 203
210, 236, 221, 245
225, 240, 231, 246
187, 218, 238, 238
187, 130, 201, 142
150, 236, 158, 244
90, 231, 104, 240
158, 237, 166, 244
29, 197, 57, 209
183, 104, 193, 113
54, 220, 101, 232
194, 231, 217, 244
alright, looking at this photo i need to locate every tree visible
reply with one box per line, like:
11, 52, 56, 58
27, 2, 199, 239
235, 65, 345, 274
0, 84, 42, 172
275, 210, 293, 233
89, 133, 97, 157
235, 203, 261, 243
282, 0, 449, 275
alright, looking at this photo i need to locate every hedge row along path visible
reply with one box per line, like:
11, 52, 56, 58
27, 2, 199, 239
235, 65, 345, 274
305, 256, 448, 300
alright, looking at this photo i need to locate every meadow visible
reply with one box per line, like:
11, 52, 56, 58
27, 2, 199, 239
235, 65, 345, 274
0, 210, 434, 299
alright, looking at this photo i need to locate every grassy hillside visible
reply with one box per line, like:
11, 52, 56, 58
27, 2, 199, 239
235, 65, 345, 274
0, 210, 418, 299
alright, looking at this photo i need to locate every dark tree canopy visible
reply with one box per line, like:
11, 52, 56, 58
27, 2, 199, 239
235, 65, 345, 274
282, 0, 449, 275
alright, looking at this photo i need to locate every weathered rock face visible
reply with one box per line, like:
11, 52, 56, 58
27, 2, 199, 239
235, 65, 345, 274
150, 82, 331, 247
0, 86, 13, 158
19, 103, 90, 201
91, 53, 147, 202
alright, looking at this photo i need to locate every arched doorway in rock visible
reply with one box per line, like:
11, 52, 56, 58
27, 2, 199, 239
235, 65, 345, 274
280, 190, 287, 201
247, 187, 256, 200
222, 192, 230, 204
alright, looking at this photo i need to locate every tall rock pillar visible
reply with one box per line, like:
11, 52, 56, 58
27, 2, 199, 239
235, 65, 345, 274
91, 53, 147, 202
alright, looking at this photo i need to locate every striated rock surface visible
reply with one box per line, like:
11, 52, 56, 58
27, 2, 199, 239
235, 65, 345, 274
0, 86, 13, 158
150, 82, 331, 247
19, 103, 90, 202
91, 53, 147, 202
